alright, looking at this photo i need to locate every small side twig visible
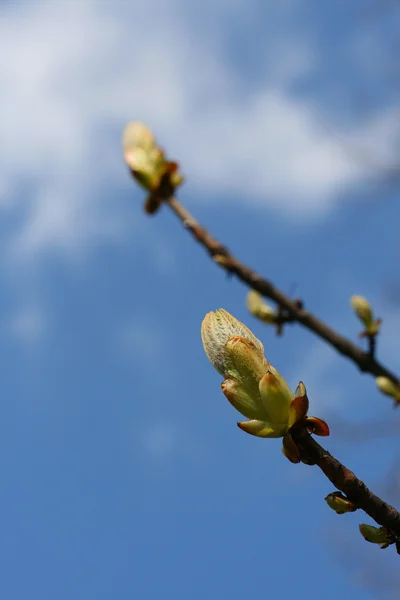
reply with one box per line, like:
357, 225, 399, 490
291, 427, 400, 553
367, 333, 377, 359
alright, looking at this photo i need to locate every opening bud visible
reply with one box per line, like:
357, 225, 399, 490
122, 122, 183, 194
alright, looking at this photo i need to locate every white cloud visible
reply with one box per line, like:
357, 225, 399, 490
180, 92, 365, 214
1, 0, 398, 259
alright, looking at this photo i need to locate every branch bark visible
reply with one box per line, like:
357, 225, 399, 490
292, 427, 400, 552
130, 180, 400, 551
163, 195, 399, 394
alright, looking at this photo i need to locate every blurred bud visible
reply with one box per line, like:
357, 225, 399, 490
123, 121, 156, 152
350, 295, 380, 336
376, 377, 400, 403
213, 255, 231, 269
123, 122, 163, 190
325, 492, 357, 514
359, 524, 393, 549
350, 295, 373, 326
122, 122, 183, 194
247, 291, 278, 324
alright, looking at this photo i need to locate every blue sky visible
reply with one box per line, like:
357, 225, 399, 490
0, 1, 400, 598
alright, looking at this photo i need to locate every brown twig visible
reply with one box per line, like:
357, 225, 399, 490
161, 195, 400, 394
292, 428, 400, 553
367, 333, 377, 359
130, 178, 400, 550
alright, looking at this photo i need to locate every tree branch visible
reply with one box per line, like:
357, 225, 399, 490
129, 175, 400, 550
292, 427, 400, 552
162, 195, 399, 394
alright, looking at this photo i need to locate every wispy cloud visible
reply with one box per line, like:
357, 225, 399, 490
1, 0, 398, 260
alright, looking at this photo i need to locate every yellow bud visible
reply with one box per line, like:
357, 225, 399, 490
325, 492, 357, 514
237, 419, 287, 438
201, 309, 265, 377
359, 524, 393, 548
350, 295, 374, 330
222, 378, 268, 420
201, 309, 298, 437
122, 122, 183, 192
224, 336, 267, 385
259, 370, 293, 426
123, 122, 156, 152
247, 291, 278, 324
376, 377, 400, 401
213, 255, 231, 268
123, 123, 165, 191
